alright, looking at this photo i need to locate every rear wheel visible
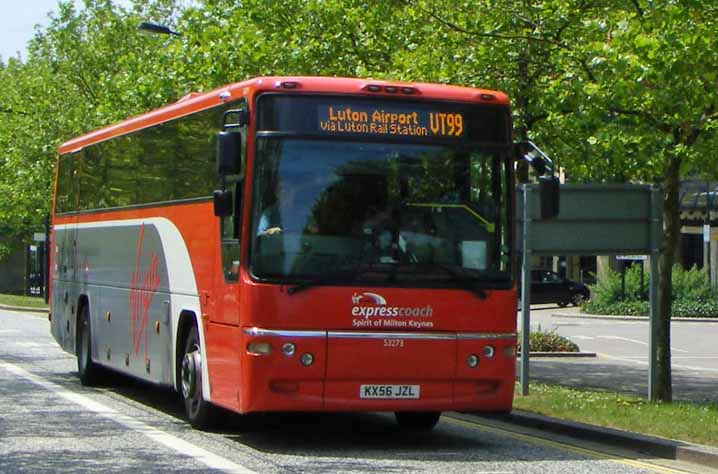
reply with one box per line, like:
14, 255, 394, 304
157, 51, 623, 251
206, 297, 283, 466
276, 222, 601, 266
76, 304, 103, 386
395, 411, 441, 431
180, 325, 217, 429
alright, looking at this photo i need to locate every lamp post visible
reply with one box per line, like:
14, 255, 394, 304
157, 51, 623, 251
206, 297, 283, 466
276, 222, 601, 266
707, 181, 713, 284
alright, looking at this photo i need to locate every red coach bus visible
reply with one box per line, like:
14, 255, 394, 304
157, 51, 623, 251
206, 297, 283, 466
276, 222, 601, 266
50, 76, 557, 430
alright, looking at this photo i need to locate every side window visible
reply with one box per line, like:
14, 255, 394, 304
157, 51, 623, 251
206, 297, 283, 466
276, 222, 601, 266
78, 148, 107, 210
55, 153, 79, 213
220, 102, 248, 282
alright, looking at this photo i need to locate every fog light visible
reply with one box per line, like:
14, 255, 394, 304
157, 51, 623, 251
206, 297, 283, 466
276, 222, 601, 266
247, 341, 272, 355
300, 353, 314, 366
282, 343, 296, 357
467, 354, 479, 368
483, 345, 495, 358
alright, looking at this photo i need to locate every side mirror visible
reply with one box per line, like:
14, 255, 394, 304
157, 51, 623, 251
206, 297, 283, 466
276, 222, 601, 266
217, 131, 242, 176
539, 175, 560, 219
213, 189, 233, 217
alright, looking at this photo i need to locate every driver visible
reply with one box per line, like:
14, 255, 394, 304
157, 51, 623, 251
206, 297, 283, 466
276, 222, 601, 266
257, 173, 324, 236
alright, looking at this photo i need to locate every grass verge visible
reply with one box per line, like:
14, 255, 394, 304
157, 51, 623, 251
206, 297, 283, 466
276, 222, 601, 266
0, 293, 48, 309
513, 382, 718, 447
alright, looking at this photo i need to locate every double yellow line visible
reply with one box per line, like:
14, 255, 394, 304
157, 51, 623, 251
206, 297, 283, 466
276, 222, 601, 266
446, 415, 697, 474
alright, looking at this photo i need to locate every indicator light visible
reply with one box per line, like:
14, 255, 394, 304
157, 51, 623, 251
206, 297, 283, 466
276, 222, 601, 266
504, 345, 517, 358
247, 341, 272, 355
483, 345, 495, 358
282, 342, 296, 357
467, 354, 479, 368
300, 353, 314, 366
479, 93, 496, 101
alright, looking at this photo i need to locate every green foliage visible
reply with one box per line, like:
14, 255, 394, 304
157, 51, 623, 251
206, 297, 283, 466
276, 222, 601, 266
514, 383, 718, 447
518, 330, 579, 353
583, 265, 718, 318
0, 293, 48, 309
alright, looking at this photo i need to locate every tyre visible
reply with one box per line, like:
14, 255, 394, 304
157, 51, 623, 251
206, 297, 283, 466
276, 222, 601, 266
180, 325, 217, 429
395, 411, 441, 431
572, 293, 586, 306
76, 304, 103, 386
557, 300, 569, 308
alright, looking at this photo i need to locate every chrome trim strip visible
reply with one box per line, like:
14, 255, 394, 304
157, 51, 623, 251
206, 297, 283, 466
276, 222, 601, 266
243, 328, 517, 340
243, 327, 326, 338
328, 331, 456, 340
457, 332, 517, 340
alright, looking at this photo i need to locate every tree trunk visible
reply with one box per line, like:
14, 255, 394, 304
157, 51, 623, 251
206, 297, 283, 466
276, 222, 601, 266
655, 155, 680, 402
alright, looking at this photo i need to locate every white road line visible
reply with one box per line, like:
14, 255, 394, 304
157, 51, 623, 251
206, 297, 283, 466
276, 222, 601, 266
597, 335, 689, 353
12, 342, 55, 348
0, 361, 257, 474
597, 353, 718, 373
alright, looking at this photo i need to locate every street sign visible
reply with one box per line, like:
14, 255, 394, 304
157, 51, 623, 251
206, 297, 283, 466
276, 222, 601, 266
517, 184, 663, 402
33, 233, 46, 242
616, 255, 648, 261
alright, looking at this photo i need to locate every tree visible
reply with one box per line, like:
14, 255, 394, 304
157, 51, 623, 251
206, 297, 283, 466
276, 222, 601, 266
550, 2, 718, 401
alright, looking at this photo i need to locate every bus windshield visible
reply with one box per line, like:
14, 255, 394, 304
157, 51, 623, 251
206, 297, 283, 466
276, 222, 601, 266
250, 137, 511, 288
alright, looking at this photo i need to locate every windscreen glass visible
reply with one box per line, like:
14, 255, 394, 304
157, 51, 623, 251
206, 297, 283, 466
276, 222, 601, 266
250, 95, 511, 288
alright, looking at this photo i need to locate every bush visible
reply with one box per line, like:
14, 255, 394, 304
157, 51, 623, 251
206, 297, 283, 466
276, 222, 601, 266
582, 299, 649, 316
518, 330, 580, 353
582, 264, 718, 318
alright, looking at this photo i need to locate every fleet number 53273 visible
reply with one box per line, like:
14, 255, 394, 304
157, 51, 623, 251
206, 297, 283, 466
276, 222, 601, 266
383, 339, 404, 348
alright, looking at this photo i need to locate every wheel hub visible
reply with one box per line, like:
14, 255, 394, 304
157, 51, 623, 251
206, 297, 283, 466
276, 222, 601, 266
181, 347, 201, 400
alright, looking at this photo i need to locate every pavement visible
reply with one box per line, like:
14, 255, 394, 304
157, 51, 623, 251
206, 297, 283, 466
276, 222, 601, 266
3, 301, 717, 469
0, 303, 49, 314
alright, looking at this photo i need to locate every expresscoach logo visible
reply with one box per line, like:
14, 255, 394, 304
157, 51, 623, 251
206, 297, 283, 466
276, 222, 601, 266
351, 292, 433, 319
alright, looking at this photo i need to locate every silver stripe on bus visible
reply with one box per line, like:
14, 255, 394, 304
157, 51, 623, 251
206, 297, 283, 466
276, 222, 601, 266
243, 328, 326, 338
327, 331, 456, 340
457, 333, 517, 340
243, 328, 516, 341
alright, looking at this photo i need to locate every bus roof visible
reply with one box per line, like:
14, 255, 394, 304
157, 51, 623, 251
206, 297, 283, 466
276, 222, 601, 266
58, 76, 510, 155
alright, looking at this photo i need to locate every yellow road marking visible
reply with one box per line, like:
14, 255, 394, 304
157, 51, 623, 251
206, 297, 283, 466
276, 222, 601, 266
446, 416, 696, 474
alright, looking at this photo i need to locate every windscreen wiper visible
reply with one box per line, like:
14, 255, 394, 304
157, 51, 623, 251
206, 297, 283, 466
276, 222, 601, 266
287, 268, 365, 296
434, 264, 488, 300
287, 276, 336, 296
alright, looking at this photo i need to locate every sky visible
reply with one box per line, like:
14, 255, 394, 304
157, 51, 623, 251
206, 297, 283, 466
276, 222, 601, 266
0, 0, 131, 62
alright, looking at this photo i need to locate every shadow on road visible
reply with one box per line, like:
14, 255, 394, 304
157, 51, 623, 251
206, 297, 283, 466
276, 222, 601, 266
529, 357, 718, 403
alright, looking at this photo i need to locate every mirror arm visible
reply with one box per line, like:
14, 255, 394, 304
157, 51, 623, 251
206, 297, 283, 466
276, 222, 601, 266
524, 140, 554, 175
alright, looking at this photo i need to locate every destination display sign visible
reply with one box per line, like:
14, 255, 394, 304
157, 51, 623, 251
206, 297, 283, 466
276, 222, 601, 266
318, 105, 464, 138
257, 95, 509, 144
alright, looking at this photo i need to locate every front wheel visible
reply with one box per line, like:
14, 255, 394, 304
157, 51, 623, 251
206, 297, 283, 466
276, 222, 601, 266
180, 325, 217, 429
76, 304, 103, 386
395, 411, 441, 431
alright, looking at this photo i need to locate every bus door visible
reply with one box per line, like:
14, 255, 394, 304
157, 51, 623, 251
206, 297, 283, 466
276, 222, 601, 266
203, 125, 245, 409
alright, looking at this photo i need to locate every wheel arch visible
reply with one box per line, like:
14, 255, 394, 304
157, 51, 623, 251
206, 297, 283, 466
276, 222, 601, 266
175, 310, 198, 392
74, 294, 90, 355
173, 309, 211, 403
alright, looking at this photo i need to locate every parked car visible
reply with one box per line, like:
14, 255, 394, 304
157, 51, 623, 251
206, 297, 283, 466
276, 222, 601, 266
530, 270, 590, 307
